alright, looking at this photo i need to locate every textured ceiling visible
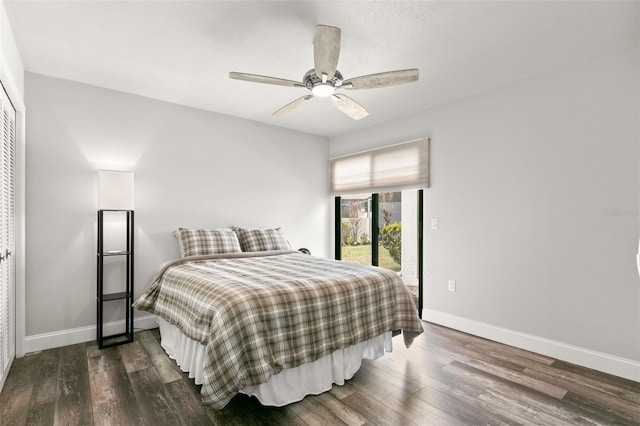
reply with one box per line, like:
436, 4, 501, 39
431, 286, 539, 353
4, 1, 638, 138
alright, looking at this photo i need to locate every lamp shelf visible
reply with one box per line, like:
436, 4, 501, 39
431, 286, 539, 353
97, 209, 134, 349
103, 291, 131, 302
98, 333, 132, 348
103, 250, 130, 256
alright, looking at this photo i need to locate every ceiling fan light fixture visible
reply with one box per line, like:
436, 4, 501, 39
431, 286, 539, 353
311, 83, 335, 98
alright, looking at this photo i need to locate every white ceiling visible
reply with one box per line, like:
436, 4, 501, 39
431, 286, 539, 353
4, 1, 638, 138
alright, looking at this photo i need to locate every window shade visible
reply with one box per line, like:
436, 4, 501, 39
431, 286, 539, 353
330, 137, 429, 195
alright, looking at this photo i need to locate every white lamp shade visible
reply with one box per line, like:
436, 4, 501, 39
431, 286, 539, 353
98, 170, 134, 210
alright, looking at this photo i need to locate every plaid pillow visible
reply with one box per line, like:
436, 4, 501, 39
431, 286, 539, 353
176, 228, 242, 257
234, 227, 291, 252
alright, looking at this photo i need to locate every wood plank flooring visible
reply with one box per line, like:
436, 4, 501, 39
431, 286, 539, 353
1, 322, 638, 425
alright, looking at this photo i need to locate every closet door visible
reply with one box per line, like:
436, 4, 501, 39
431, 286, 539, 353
0, 85, 16, 391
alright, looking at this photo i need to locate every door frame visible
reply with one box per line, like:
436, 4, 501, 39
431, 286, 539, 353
0, 73, 26, 361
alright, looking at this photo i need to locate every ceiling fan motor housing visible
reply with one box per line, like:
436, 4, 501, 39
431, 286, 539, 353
304, 68, 343, 93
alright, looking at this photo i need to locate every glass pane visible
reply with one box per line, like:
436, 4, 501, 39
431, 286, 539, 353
378, 192, 401, 272
340, 194, 372, 266
379, 190, 419, 304
404, 190, 420, 302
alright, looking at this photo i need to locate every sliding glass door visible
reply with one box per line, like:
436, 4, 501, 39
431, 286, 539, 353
335, 189, 423, 314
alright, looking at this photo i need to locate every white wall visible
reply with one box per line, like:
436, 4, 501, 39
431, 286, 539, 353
0, 2, 23, 98
24, 73, 329, 343
331, 44, 640, 378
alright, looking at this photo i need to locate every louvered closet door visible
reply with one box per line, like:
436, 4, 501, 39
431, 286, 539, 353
0, 85, 15, 390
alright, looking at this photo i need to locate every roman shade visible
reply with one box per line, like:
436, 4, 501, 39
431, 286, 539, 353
330, 137, 429, 195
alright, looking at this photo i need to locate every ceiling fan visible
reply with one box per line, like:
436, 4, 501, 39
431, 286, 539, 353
229, 25, 419, 120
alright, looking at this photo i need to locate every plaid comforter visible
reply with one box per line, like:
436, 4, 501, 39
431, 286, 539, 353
133, 251, 424, 409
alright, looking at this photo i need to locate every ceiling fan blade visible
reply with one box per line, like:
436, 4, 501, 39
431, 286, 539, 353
342, 69, 419, 90
229, 72, 306, 88
273, 95, 314, 117
314, 25, 341, 82
330, 94, 369, 120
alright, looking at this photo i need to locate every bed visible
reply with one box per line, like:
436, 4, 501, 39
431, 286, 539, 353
133, 227, 424, 409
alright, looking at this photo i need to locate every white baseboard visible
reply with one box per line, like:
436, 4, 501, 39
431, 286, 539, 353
23, 315, 159, 354
22, 310, 640, 382
423, 309, 640, 382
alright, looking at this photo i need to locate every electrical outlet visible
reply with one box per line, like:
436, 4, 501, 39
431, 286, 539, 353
448, 280, 456, 292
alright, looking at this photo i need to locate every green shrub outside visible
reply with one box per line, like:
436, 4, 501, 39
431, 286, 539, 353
341, 221, 350, 244
380, 222, 401, 264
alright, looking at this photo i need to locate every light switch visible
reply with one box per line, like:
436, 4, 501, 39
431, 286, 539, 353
431, 218, 438, 230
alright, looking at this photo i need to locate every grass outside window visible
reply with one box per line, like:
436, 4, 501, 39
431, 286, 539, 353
341, 244, 400, 272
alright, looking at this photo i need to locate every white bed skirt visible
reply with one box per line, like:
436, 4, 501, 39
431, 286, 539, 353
157, 317, 393, 406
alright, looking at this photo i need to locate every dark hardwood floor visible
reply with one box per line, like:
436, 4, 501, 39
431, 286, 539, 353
1, 322, 638, 425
